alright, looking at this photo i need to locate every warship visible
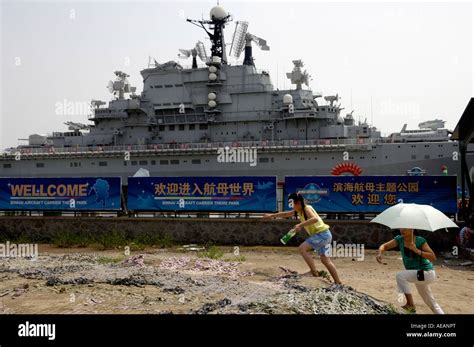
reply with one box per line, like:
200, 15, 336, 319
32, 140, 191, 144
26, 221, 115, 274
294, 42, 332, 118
1, 5, 471, 186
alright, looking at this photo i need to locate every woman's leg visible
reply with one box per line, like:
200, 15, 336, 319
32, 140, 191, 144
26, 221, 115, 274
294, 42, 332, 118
396, 270, 418, 310
320, 255, 342, 284
298, 242, 319, 276
414, 271, 444, 314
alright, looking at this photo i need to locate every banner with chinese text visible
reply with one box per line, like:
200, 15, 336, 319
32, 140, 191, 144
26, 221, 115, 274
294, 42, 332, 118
283, 176, 457, 213
127, 176, 277, 212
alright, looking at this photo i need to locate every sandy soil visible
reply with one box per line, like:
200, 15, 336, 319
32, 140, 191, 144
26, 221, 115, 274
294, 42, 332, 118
0, 245, 471, 314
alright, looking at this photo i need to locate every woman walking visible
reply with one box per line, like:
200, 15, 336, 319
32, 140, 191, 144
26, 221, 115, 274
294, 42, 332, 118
263, 192, 342, 284
376, 228, 444, 314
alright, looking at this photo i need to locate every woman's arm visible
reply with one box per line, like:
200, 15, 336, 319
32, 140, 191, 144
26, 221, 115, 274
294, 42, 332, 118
407, 241, 437, 262
376, 239, 398, 263
262, 210, 294, 219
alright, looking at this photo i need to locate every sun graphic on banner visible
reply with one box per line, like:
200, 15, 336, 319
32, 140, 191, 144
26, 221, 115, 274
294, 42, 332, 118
331, 163, 363, 176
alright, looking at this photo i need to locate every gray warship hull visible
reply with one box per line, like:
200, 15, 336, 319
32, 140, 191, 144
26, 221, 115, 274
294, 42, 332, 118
1, 140, 468, 184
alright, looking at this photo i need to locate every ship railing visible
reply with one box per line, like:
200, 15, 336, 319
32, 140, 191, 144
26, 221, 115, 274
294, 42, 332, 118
2, 138, 376, 156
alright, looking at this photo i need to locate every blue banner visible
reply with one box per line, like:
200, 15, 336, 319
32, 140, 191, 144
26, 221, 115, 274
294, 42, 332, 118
127, 176, 277, 212
0, 177, 122, 210
284, 176, 457, 213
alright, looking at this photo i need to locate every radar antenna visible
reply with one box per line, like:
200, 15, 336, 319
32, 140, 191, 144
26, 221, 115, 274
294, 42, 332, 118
178, 41, 209, 68
286, 60, 311, 90
229, 21, 269, 66
324, 94, 339, 107
106, 71, 136, 100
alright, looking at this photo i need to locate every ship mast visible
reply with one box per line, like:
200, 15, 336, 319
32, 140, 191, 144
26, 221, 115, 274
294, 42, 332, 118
186, 6, 232, 64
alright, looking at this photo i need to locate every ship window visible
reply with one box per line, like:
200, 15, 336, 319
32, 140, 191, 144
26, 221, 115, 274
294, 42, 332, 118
169, 125, 175, 131
425, 145, 430, 147
155, 85, 162, 88
175, 84, 183, 87
170, 160, 179, 165
205, 159, 209, 162
164, 85, 173, 88
259, 158, 269, 163
132, 161, 137, 166
139, 160, 148, 165
189, 124, 195, 130
123, 161, 128, 166
179, 124, 185, 131
385, 156, 388, 159
411, 155, 416, 160
199, 124, 208, 130
159, 125, 165, 131
192, 159, 201, 164
3, 163, 11, 168
424, 155, 430, 159
151, 160, 156, 165
36, 163, 45, 168
150, 86, 154, 89
160, 160, 169, 165
99, 161, 107, 167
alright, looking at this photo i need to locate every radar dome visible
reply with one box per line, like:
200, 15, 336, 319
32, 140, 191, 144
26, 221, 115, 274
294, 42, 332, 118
283, 94, 293, 105
210, 6, 227, 20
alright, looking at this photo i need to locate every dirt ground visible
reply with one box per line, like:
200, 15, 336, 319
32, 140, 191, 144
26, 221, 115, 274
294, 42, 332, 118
0, 245, 471, 314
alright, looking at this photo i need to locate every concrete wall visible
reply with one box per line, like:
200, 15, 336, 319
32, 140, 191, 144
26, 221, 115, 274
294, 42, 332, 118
0, 217, 457, 250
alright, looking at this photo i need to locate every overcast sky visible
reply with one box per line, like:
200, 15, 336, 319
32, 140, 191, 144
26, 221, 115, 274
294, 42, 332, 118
0, 1, 472, 149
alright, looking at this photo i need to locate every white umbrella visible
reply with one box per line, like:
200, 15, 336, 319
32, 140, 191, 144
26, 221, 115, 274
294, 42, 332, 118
370, 203, 458, 232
